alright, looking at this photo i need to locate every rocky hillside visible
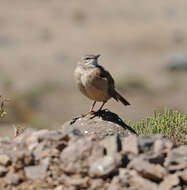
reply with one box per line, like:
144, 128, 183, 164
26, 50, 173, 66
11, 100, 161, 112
0, 111, 186, 190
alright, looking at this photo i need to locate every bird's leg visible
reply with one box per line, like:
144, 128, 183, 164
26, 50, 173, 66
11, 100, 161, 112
81, 101, 96, 117
90, 101, 96, 112
97, 101, 106, 111
90, 101, 107, 119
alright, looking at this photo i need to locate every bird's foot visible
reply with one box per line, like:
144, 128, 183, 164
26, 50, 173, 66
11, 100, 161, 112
81, 111, 95, 117
89, 109, 104, 119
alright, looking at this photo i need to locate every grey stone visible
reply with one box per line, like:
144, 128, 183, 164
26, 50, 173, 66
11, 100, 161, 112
0, 165, 7, 177
89, 156, 117, 177
63, 175, 89, 188
167, 52, 187, 71
154, 138, 173, 155
13, 128, 36, 145
90, 179, 104, 190
108, 169, 158, 190
63, 127, 83, 137
122, 135, 139, 155
6, 172, 22, 185
33, 141, 57, 160
128, 173, 159, 190
24, 163, 48, 180
159, 174, 180, 190
99, 135, 121, 156
60, 137, 104, 174
164, 146, 187, 171
146, 138, 174, 165
0, 126, 186, 189
128, 157, 167, 181
0, 154, 11, 166
54, 186, 64, 190
36, 129, 68, 141
12, 152, 34, 170
171, 187, 182, 190
138, 135, 157, 153
180, 168, 187, 183
62, 110, 136, 139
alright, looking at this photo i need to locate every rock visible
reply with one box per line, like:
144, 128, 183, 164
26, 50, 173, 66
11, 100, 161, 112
0, 165, 7, 177
36, 129, 69, 142
146, 137, 173, 165
33, 141, 58, 160
54, 185, 64, 190
63, 127, 83, 137
99, 135, 121, 156
62, 109, 136, 139
12, 152, 34, 170
90, 179, 104, 190
138, 136, 157, 153
171, 187, 182, 190
128, 157, 167, 181
164, 146, 187, 171
66, 175, 89, 188
89, 156, 117, 177
0, 137, 17, 155
121, 135, 138, 155
24, 163, 48, 180
6, 172, 23, 185
0, 154, 11, 166
153, 138, 173, 155
128, 172, 158, 190
159, 174, 180, 190
167, 52, 187, 71
108, 169, 158, 190
60, 137, 104, 174
148, 153, 166, 166
13, 128, 36, 144
0, 125, 186, 189
180, 169, 187, 184
108, 178, 125, 190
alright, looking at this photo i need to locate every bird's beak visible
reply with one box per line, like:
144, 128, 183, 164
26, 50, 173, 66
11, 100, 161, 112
96, 54, 100, 59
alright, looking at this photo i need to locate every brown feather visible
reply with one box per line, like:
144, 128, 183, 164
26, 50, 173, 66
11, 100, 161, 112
114, 90, 130, 106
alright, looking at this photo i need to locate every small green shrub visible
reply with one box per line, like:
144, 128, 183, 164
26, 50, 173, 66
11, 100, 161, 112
128, 109, 187, 145
0, 95, 9, 118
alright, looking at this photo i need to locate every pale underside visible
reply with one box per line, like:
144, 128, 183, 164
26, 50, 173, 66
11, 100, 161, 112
75, 67, 111, 102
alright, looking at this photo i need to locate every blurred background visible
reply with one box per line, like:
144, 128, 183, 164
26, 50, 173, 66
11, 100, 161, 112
0, 0, 187, 136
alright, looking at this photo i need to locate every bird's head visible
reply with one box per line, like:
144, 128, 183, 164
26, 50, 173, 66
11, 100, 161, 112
80, 54, 100, 67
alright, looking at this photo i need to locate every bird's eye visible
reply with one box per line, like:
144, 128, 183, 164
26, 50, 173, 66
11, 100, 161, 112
85, 57, 90, 60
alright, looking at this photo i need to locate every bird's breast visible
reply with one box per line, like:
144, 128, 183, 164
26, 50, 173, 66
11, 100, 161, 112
81, 71, 94, 87
75, 66, 110, 101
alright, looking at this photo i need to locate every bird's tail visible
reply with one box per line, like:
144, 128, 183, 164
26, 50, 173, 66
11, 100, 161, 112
113, 90, 130, 106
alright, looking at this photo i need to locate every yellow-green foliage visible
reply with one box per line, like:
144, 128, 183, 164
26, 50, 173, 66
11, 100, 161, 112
129, 109, 187, 145
0, 95, 9, 118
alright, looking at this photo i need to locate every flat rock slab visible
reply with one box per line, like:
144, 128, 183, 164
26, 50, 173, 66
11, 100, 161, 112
62, 109, 137, 139
24, 164, 48, 180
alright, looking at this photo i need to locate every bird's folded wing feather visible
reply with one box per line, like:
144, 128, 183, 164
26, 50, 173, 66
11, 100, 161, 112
90, 66, 115, 92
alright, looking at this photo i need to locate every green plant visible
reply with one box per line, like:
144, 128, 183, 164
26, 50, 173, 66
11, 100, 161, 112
0, 95, 9, 118
128, 109, 187, 145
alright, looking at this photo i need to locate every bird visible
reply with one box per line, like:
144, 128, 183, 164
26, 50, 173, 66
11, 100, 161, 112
74, 54, 130, 116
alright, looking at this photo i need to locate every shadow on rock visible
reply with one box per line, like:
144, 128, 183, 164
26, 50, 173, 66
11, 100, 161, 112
93, 109, 137, 135
63, 109, 137, 139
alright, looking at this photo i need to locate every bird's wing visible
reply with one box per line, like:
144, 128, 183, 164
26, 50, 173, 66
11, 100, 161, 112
99, 67, 115, 89
90, 66, 115, 93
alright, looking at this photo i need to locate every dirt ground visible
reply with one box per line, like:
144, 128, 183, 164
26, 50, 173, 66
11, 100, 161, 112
0, 0, 187, 136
